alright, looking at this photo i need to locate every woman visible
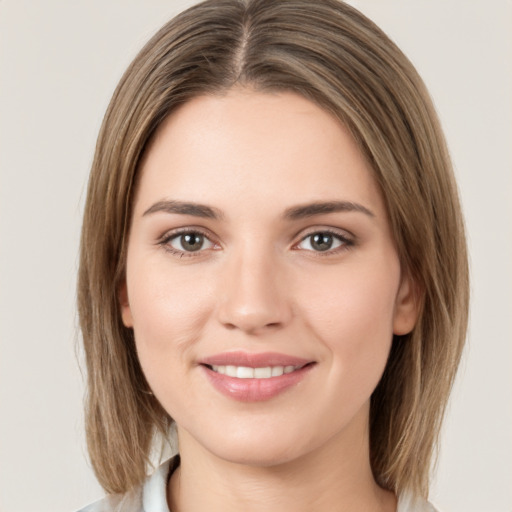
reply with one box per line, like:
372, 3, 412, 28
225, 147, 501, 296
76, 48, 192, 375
77, 0, 469, 510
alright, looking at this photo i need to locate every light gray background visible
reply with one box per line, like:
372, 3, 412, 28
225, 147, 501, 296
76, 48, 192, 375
0, 1, 510, 511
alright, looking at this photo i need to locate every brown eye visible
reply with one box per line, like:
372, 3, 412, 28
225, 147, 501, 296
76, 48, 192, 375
310, 233, 334, 251
168, 232, 214, 253
297, 231, 350, 253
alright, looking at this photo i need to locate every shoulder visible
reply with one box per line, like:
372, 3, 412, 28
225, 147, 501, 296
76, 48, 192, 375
397, 491, 440, 512
76, 458, 175, 512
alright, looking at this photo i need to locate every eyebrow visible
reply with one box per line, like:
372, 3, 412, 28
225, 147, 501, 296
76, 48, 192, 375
142, 199, 374, 221
143, 200, 223, 219
283, 201, 375, 220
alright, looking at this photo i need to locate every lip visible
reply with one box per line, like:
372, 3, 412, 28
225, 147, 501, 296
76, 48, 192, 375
200, 351, 311, 368
199, 351, 315, 402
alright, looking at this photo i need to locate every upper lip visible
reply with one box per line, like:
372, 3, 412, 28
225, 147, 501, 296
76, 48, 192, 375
200, 351, 313, 368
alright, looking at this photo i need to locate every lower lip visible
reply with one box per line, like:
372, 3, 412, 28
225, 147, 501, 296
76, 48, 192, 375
201, 364, 314, 402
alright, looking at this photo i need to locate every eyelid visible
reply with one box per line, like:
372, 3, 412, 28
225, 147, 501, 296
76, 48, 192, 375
157, 226, 220, 256
292, 227, 356, 253
156, 225, 355, 257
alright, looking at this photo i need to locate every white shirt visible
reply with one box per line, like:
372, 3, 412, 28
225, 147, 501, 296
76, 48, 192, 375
77, 458, 439, 512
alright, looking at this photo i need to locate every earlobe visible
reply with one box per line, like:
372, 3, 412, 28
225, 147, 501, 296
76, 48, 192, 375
393, 273, 421, 335
119, 281, 134, 328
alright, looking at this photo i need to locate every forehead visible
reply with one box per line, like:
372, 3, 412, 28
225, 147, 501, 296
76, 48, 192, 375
135, 88, 385, 219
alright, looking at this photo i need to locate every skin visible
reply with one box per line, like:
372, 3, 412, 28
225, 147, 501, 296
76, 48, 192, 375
120, 88, 418, 512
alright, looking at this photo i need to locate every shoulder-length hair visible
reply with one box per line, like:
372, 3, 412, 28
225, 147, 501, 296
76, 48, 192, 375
78, 0, 469, 498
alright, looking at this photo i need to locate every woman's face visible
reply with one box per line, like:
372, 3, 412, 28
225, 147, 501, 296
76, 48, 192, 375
121, 89, 417, 466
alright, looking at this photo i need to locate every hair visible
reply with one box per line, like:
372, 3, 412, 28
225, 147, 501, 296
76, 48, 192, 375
78, 0, 469, 499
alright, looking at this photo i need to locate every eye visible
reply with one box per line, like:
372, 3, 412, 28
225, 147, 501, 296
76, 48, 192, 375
166, 231, 216, 254
296, 231, 352, 252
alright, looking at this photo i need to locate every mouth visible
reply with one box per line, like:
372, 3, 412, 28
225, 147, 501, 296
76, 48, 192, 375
199, 352, 315, 402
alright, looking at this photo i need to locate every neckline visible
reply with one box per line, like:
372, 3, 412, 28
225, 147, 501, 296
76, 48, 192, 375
142, 456, 435, 512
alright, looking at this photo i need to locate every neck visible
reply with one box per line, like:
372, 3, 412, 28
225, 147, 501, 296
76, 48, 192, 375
168, 406, 396, 512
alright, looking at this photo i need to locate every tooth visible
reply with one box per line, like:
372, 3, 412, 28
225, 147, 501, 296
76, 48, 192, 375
254, 367, 272, 378
210, 364, 300, 378
237, 366, 255, 378
225, 365, 237, 377
271, 366, 284, 377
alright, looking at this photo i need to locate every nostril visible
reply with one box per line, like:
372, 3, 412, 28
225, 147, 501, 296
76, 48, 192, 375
221, 320, 282, 333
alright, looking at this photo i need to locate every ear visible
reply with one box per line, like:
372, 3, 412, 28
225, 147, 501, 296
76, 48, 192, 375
393, 272, 421, 335
118, 280, 134, 328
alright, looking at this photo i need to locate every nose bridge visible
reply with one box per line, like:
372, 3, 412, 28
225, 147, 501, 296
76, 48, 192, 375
217, 238, 291, 333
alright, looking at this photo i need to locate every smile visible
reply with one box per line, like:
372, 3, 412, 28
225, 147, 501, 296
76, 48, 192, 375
209, 365, 300, 379
200, 352, 315, 402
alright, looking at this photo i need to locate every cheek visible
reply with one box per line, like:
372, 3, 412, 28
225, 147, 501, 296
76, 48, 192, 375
299, 258, 400, 370
126, 258, 215, 370
125, 261, 219, 417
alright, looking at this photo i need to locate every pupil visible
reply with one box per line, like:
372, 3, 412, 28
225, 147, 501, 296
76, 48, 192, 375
182, 233, 203, 251
312, 233, 332, 251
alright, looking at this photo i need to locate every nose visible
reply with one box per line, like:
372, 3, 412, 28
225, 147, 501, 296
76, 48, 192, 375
216, 247, 292, 334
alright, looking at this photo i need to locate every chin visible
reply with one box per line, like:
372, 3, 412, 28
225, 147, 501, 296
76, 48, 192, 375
213, 441, 306, 468
180, 420, 312, 468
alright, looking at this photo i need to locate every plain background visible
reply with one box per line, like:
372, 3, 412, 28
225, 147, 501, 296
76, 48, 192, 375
0, 1, 510, 511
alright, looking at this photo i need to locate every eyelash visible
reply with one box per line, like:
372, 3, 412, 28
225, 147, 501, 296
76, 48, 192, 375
157, 228, 355, 258
158, 227, 218, 258
294, 228, 355, 256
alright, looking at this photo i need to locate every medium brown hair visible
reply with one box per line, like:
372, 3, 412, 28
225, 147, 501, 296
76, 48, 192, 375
78, 0, 469, 498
